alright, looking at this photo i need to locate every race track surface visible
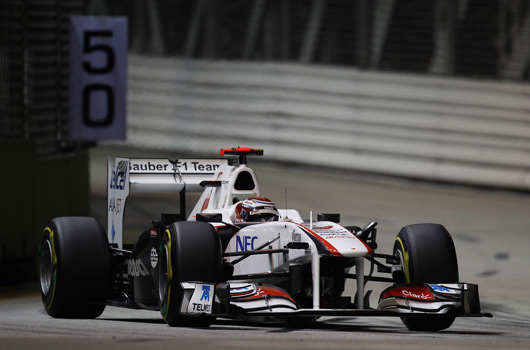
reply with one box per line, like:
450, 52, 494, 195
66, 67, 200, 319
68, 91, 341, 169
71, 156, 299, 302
1, 147, 529, 349
0, 295, 528, 350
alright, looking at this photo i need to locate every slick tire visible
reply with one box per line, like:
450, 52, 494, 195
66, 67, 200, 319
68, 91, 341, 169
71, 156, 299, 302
393, 223, 459, 331
39, 217, 110, 318
159, 221, 222, 327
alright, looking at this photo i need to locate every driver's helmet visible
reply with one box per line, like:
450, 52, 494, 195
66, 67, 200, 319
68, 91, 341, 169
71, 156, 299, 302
235, 197, 279, 223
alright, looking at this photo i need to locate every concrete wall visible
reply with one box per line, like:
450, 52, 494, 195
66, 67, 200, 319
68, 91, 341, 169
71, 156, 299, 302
107, 55, 530, 190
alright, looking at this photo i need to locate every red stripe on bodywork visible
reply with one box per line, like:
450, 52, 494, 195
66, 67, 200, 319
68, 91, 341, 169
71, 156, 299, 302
295, 223, 343, 256
240, 286, 295, 304
201, 189, 212, 212
200, 172, 222, 212
358, 236, 373, 256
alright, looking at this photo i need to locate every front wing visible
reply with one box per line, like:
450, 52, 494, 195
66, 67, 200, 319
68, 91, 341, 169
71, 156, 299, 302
179, 282, 492, 320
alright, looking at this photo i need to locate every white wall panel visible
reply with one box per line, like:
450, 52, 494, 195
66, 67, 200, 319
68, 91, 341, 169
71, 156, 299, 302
104, 55, 530, 190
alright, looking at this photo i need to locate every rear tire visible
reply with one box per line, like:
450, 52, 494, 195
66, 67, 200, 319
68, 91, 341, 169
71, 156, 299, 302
39, 217, 110, 318
159, 221, 222, 327
393, 223, 459, 331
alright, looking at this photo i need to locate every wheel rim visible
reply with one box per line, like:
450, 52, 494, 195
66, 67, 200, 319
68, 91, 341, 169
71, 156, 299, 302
395, 249, 404, 271
394, 248, 408, 283
159, 244, 169, 302
40, 240, 53, 296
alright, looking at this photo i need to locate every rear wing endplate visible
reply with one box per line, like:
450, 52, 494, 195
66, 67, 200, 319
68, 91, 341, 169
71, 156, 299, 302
107, 157, 229, 248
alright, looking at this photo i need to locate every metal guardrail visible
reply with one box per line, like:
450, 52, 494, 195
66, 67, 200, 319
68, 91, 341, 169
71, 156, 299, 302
106, 55, 530, 190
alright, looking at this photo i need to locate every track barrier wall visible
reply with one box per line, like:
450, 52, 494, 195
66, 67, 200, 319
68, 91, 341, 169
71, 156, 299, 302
105, 55, 530, 190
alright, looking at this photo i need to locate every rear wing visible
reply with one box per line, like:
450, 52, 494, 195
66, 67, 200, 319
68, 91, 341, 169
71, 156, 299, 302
107, 157, 230, 248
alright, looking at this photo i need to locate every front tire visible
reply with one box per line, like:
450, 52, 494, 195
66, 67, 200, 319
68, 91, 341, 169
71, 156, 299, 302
159, 221, 222, 327
393, 223, 459, 331
39, 217, 110, 318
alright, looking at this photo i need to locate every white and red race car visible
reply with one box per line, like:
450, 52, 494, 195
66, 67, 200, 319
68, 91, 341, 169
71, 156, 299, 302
38, 148, 491, 331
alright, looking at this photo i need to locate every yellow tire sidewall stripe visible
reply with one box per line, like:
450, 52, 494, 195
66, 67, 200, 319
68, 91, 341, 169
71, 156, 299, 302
162, 228, 173, 318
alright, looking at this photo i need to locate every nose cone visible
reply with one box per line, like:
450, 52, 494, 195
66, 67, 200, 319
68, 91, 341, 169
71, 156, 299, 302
309, 222, 371, 257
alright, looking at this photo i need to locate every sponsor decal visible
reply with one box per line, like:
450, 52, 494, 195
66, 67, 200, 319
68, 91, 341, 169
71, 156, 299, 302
318, 233, 354, 239
188, 162, 220, 172
429, 284, 458, 294
380, 285, 435, 301
200, 285, 211, 301
109, 160, 128, 190
130, 161, 171, 172
430, 284, 451, 293
129, 160, 221, 174
187, 284, 214, 314
402, 289, 433, 300
128, 259, 149, 277
312, 225, 354, 239
236, 235, 258, 252
150, 247, 158, 268
190, 303, 210, 312
230, 284, 256, 297
108, 198, 122, 214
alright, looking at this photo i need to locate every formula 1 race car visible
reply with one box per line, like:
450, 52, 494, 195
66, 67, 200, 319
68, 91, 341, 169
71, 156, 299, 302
38, 148, 491, 331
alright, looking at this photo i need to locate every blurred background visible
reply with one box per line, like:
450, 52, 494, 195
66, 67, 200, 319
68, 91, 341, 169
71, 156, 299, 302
1, 0, 530, 289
